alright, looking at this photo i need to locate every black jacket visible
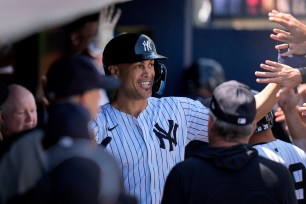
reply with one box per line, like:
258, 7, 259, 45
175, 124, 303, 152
162, 144, 297, 204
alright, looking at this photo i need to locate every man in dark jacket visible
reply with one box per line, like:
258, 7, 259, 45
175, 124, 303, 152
161, 80, 297, 204
0, 55, 127, 204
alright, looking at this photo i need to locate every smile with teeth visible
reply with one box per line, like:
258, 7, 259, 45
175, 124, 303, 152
140, 81, 151, 88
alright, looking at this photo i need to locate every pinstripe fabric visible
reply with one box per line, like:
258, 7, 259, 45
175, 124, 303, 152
91, 97, 209, 204
253, 139, 306, 203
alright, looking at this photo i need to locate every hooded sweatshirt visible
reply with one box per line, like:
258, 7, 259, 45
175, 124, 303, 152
162, 144, 297, 204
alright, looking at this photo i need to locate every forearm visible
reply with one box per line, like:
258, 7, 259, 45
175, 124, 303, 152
96, 28, 114, 51
283, 107, 306, 140
254, 83, 280, 122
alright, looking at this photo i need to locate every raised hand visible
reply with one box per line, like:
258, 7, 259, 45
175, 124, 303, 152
269, 10, 306, 43
269, 10, 306, 56
96, 5, 122, 51
271, 29, 306, 56
274, 107, 286, 123
255, 60, 302, 88
277, 88, 300, 111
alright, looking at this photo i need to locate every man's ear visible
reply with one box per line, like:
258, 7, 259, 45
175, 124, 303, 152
108, 65, 120, 79
70, 32, 80, 46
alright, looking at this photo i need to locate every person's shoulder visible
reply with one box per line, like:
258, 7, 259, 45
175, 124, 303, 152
148, 97, 185, 109
180, 146, 212, 167
1, 128, 44, 154
100, 102, 111, 111
0, 129, 41, 159
94, 103, 111, 117
256, 155, 296, 187
257, 154, 289, 172
42, 156, 119, 204
169, 154, 212, 177
55, 143, 121, 201
275, 139, 306, 155
148, 97, 208, 113
151, 96, 201, 105
50, 137, 118, 168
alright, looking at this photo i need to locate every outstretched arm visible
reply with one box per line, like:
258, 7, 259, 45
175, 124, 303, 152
255, 60, 303, 88
254, 83, 280, 122
278, 88, 306, 141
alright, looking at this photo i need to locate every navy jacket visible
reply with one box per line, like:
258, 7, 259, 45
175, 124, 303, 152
162, 144, 297, 204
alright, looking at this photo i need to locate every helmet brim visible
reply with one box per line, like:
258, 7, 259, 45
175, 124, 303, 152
142, 53, 167, 60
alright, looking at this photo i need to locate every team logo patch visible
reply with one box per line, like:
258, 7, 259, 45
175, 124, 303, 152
142, 40, 152, 51
153, 120, 178, 151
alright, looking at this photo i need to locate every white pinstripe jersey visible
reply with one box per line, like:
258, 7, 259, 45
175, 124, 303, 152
253, 139, 306, 203
91, 97, 209, 204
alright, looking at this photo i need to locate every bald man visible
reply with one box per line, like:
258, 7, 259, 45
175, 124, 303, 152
0, 84, 37, 141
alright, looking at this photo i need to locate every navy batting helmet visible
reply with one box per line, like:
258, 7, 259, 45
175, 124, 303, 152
103, 33, 168, 95
103, 33, 167, 70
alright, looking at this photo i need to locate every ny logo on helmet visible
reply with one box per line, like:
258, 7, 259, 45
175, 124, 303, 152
142, 40, 152, 51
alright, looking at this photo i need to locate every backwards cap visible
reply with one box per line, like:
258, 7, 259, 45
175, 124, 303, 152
210, 80, 256, 125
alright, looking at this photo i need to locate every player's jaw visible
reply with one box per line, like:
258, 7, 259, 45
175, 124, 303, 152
136, 79, 153, 98
131, 60, 155, 99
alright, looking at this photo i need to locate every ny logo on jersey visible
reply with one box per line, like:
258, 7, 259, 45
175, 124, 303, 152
153, 120, 178, 151
142, 40, 152, 51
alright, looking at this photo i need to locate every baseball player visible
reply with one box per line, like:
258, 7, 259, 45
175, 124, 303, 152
250, 110, 306, 203
91, 33, 282, 204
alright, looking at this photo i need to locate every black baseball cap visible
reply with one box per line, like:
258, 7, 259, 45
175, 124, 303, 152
210, 80, 256, 125
45, 55, 120, 100
103, 33, 167, 73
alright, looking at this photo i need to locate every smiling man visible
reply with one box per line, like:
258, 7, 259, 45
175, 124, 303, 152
91, 33, 281, 204
0, 84, 37, 141
91, 33, 210, 204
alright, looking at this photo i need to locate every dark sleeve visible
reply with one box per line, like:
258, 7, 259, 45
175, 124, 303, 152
279, 165, 299, 204
298, 67, 306, 84
50, 157, 101, 204
7, 157, 102, 204
161, 167, 185, 204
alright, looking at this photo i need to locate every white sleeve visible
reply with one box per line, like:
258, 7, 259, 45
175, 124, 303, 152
91, 112, 107, 144
179, 97, 210, 143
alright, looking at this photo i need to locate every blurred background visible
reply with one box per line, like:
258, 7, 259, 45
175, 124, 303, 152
1, 0, 306, 97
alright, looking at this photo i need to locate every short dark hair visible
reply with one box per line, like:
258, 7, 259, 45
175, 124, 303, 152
59, 13, 99, 51
62, 13, 100, 34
